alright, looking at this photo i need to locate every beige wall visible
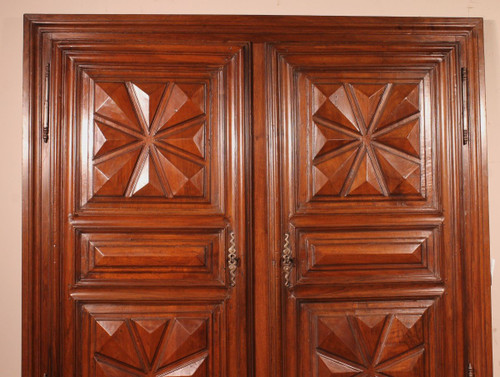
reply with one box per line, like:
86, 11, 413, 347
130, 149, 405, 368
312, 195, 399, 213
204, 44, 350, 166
1, 0, 499, 375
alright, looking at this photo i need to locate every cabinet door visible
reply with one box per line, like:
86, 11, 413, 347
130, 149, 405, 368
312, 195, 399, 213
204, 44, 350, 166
49, 38, 249, 377
273, 42, 465, 377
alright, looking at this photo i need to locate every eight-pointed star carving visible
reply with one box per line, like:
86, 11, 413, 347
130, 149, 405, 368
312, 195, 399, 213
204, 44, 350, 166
316, 314, 425, 377
311, 82, 423, 198
92, 81, 207, 198
94, 317, 208, 376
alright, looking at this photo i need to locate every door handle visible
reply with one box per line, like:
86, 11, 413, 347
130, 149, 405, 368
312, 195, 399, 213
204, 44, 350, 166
281, 233, 294, 288
227, 231, 239, 287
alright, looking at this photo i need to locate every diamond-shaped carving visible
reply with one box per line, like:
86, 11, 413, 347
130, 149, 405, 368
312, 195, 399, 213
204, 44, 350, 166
94, 121, 137, 157
131, 154, 165, 197
94, 82, 142, 132
91, 81, 208, 199
156, 148, 204, 197
353, 315, 387, 359
157, 84, 205, 132
161, 122, 206, 158
158, 319, 207, 368
93, 149, 142, 196
316, 313, 425, 377
317, 317, 364, 365
313, 85, 359, 132
349, 153, 384, 196
311, 82, 423, 198
164, 358, 207, 376
351, 84, 386, 127
313, 148, 358, 196
129, 83, 167, 128
376, 119, 420, 157
375, 148, 421, 195
313, 122, 357, 158
93, 317, 208, 377
318, 353, 362, 377
95, 320, 142, 369
377, 84, 419, 129
133, 319, 169, 364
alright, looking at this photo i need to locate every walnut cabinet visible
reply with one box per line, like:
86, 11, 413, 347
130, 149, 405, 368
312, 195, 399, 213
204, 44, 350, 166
23, 15, 492, 377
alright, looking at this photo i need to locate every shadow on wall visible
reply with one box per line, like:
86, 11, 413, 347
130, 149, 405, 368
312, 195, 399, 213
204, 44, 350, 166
484, 17, 500, 377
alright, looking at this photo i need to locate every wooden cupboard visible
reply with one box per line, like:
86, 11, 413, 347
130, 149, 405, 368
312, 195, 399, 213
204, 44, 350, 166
23, 15, 492, 377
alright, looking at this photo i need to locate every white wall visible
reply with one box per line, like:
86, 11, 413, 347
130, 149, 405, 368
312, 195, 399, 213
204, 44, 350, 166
1, 0, 499, 375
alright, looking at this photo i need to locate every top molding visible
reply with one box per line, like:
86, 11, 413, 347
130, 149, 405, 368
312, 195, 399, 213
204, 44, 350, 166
24, 14, 483, 37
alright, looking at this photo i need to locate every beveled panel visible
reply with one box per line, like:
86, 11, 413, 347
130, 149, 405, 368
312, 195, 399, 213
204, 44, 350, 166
73, 43, 246, 214
276, 47, 441, 214
80, 303, 220, 377
299, 300, 438, 377
310, 82, 423, 198
80, 74, 216, 210
91, 81, 208, 199
296, 228, 440, 284
297, 76, 432, 209
77, 230, 225, 285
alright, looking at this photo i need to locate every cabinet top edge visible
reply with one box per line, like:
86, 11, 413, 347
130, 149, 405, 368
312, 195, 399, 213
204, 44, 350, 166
23, 14, 483, 31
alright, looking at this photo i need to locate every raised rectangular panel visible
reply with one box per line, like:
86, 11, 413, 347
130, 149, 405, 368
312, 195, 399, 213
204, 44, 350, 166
77, 230, 225, 284
296, 228, 440, 284
80, 302, 220, 377
299, 300, 438, 377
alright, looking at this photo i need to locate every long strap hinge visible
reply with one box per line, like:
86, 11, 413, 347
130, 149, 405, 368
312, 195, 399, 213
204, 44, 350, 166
467, 362, 474, 377
461, 67, 470, 145
42, 64, 51, 143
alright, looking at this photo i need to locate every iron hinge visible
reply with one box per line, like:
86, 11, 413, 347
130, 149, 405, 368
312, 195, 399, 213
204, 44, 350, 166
467, 362, 474, 377
461, 67, 470, 145
42, 64, 50, 143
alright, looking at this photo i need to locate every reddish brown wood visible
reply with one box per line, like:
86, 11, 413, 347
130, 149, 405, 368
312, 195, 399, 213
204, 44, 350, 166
23, 15, 491, 377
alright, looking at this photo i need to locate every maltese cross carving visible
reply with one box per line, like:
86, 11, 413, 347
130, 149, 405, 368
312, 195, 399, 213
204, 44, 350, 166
92, 81, 207, 198
311, 82, 423, 198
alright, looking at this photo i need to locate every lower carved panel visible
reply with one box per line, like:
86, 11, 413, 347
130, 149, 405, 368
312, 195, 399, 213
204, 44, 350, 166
80, 303, 221, 377
299, 300, 438, 377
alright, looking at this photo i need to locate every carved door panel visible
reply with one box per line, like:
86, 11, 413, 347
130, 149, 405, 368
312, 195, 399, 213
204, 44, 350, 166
273, 42, 466, 377
48, 38, 249, 376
